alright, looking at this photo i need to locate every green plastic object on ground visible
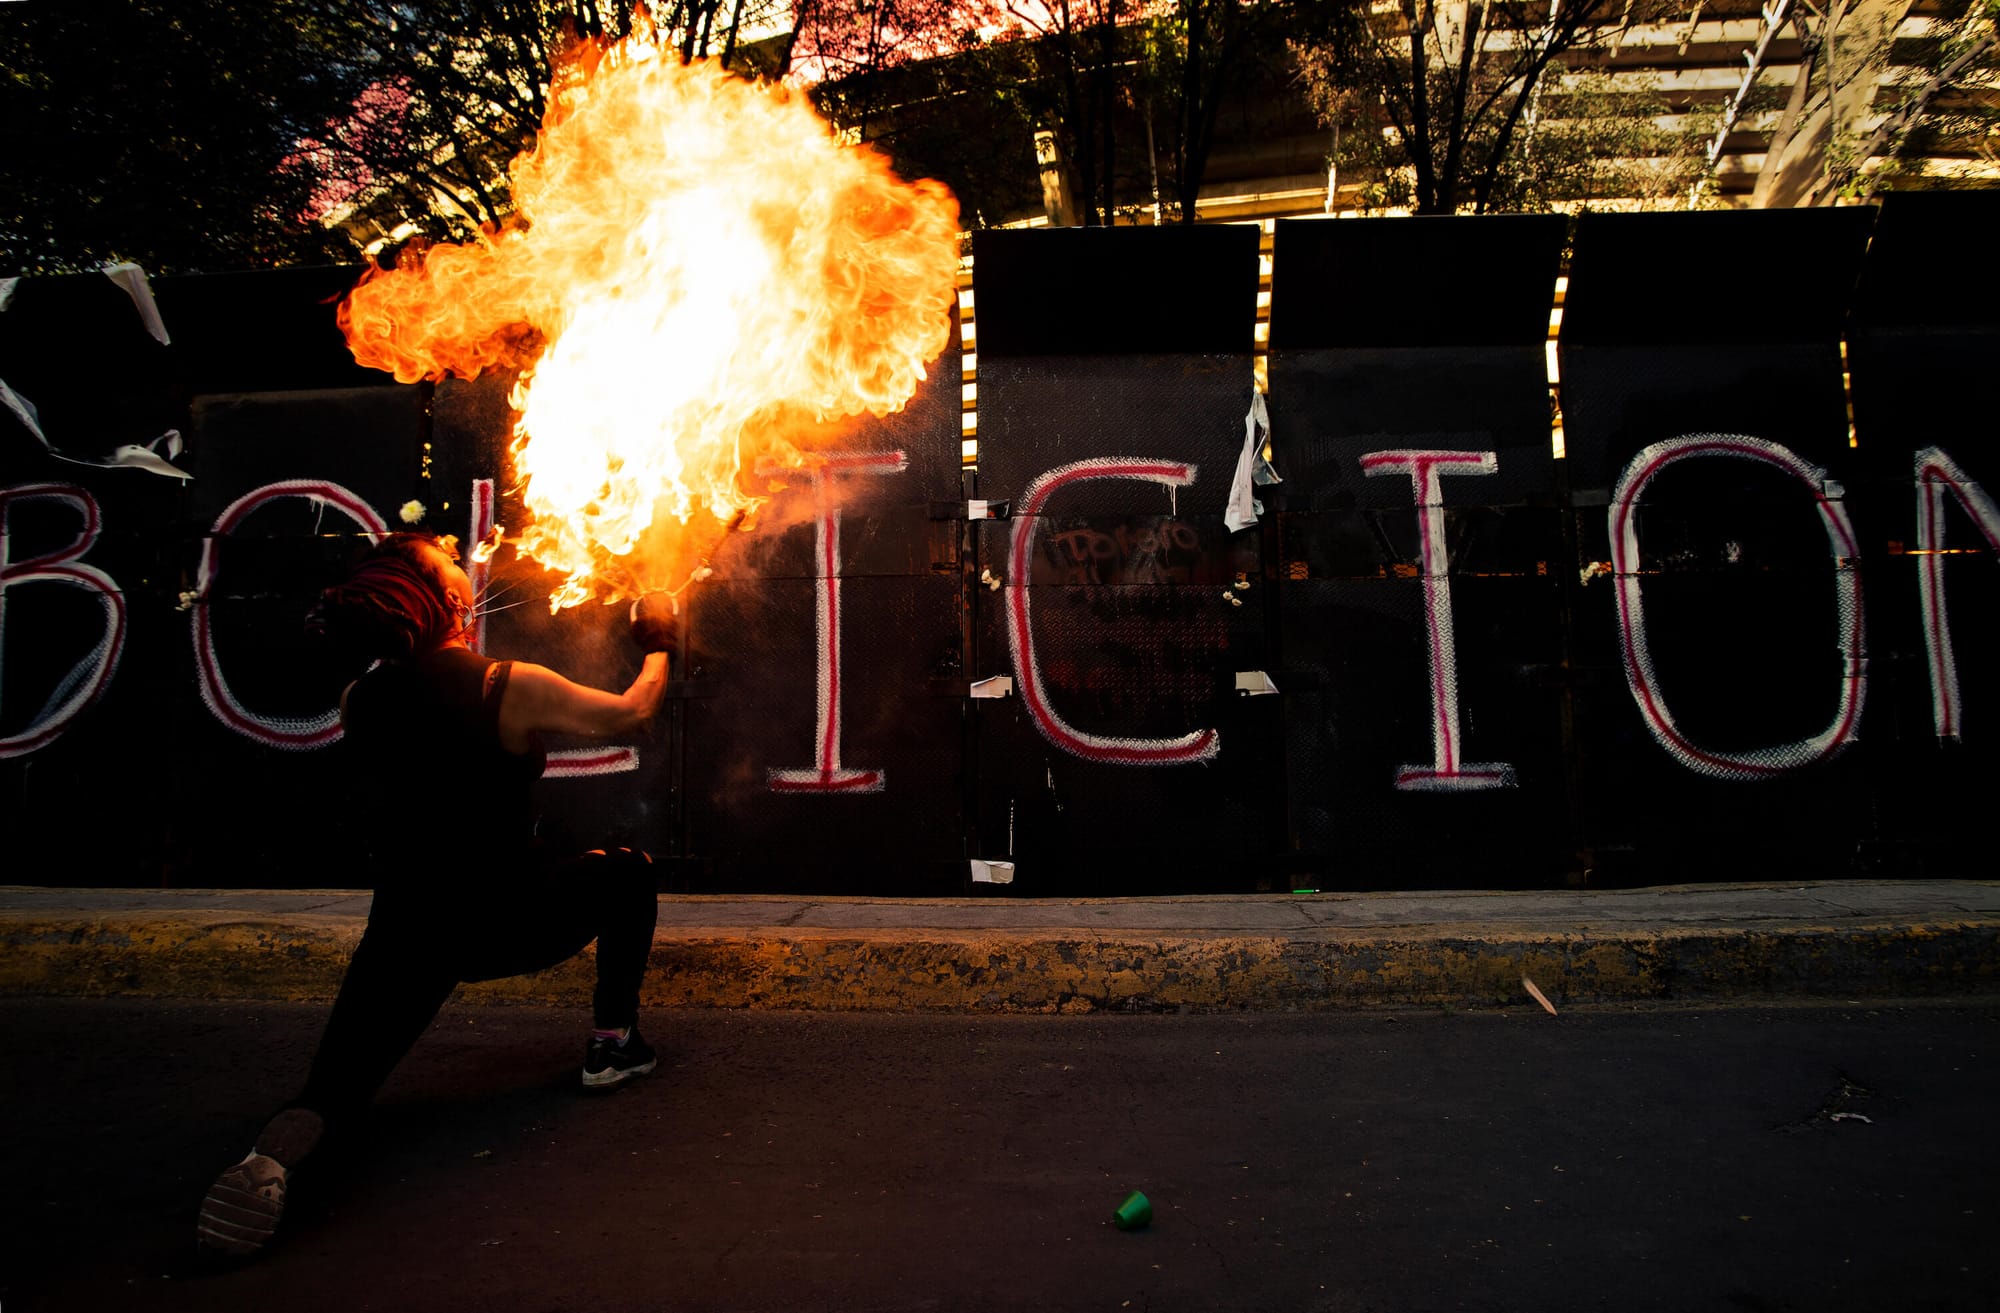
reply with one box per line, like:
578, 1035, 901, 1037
1113, 1189, 1152, 1230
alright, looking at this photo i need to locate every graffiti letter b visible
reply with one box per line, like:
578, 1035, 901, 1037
0, 484, 127, 758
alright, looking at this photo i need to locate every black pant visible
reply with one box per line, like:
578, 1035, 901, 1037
291, 848, 656, 1130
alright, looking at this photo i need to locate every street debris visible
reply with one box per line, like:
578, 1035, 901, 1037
1778, 1074, 1879, 1134
1522, 977, 1559, 1016
1114, 1189, 1153, 1231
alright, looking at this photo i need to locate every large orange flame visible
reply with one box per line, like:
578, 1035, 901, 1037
339, 30, 960, 608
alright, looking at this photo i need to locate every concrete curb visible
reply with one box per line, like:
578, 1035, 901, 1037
3, 884, 1996, 1011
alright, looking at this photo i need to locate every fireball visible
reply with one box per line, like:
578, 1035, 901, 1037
339, 27, 960, 608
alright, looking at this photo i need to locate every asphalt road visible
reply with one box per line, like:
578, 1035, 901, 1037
3, 997, 1993, 1313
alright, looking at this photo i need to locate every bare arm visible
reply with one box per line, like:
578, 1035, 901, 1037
497, 652, 669, 752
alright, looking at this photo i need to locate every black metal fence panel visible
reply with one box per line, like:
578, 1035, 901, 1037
179, 385, 426, 885
1267, 215, 1568, 885
1558, 209, 1877, 882
677, 316, 968, 891
1844, 192, 2000, 877
965, 227, 1278, 891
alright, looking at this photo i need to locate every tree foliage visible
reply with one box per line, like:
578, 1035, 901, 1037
13, 0, 1854, 277
1752, 0, 1921, 207
802, 0, 1298, 227
786, 0, 989, 87
1291, 0, 1666, 215
296, 2, 684, 247
789, 0, 1001, 171
192, 2, 788, 257
804, 27, 1049, 229
0, 0, 366, 274
1516, 69, 1710, 210
1875, 0, 2000, 196
1782, 0, 2000, 203
1137, 0, 1298, 221
993, 0, 1134, 225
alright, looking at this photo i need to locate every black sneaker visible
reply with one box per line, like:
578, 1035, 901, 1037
582, 1028, 657, 1090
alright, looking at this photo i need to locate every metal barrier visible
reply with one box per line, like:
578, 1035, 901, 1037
2, 196, 1994, 892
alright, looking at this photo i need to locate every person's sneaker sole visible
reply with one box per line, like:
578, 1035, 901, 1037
197, 1152, 288, 1257
581, 1054, 657, 1089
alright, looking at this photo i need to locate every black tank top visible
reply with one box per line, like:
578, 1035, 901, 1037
341, 647, 547, 896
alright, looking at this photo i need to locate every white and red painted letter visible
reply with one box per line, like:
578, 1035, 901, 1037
1006, 457, 1219, 766
1913, 446, 2000, 742
767, 451, 909, 793
465, 477, 499, 655
464, 477, 640, 778
1610, 434, 1865, 779
0, 484, 127, 758
194, 479, 386, 749
1361, 449, 1516, 791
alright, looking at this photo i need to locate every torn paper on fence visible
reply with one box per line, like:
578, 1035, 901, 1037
1233, 670, 1279, 697
102, 262, 171, 345
100, 431, 190, 479
1225, 390, 1280, 533
970, 859, 1016, 884
1, 396, 189, 478
0, 265, 186, 476
0, 377, 46, 444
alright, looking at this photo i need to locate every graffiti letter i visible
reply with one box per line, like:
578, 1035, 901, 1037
466, 478, 639, 778
1361, 450, 1517, 792
767, 451, 909, 793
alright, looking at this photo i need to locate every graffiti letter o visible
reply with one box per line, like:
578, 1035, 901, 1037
193, 480, 386, 749
1609, 434, 1865, 780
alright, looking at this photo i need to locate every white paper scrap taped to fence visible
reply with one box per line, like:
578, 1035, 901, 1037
970, 859, 1016, 884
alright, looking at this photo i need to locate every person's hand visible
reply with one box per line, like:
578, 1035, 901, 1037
629, 593, 680, 654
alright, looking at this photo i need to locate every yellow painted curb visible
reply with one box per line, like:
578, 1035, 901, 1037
2, 915, 1994, 1011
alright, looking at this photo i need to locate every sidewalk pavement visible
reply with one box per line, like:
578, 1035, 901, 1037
1, 881, 1995, 1012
